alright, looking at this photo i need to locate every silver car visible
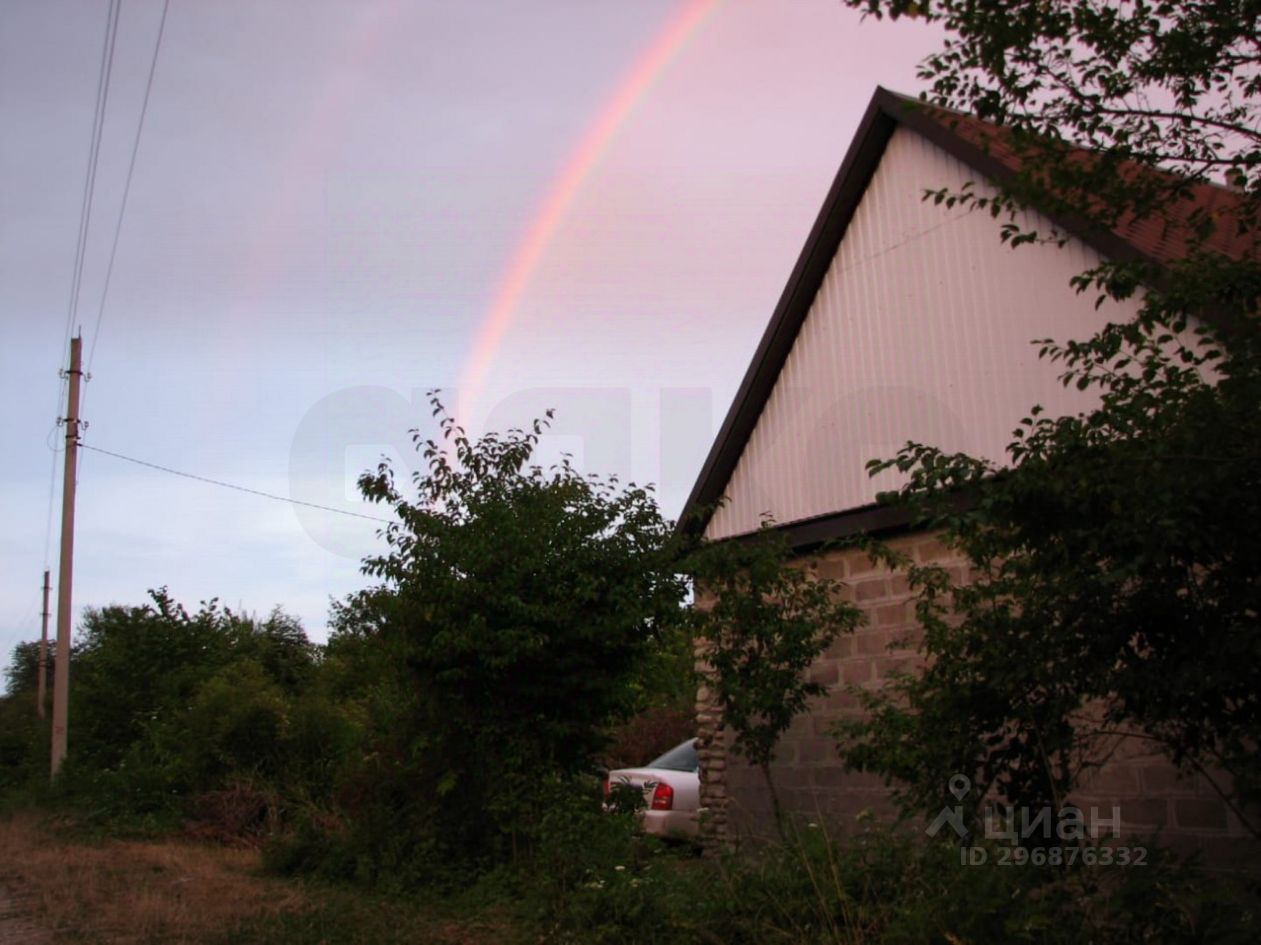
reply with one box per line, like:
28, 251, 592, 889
604, 738, 700, 839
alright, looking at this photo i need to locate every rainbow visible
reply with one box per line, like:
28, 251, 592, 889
457, 0, 724, 418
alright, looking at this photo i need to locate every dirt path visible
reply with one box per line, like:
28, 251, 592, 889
0, 813, 516, 945
0, 882, 50, 945
0, 814, 302, 944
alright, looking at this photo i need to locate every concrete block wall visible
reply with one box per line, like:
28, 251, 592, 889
695, 533, 1258, 867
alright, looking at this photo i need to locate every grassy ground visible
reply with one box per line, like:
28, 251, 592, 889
0, 814, 516, 945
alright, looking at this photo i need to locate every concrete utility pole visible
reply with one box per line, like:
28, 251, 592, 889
37, 569, 50, 718
51, 336, 82, 779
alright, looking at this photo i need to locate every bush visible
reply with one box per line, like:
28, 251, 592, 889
506, 780, 696, 945
0, 693, 47, 800
514, 818, 1261, 945
185, 780, 279, 846
334, 396, 689, 877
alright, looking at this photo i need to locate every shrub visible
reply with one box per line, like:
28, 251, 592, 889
0, 692, 47, 800
336, 396, 689, 876
521, 820, 1261, 945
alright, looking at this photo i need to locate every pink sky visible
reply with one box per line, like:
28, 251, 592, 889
0, 0, 939, 657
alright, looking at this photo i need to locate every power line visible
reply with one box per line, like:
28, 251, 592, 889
86, 0, 171, 377
49, 1, 120, 567
65, 0, 121, 351
79, 443, 394, 524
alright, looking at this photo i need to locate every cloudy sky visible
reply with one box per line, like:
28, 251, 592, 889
0, 0, 938, 664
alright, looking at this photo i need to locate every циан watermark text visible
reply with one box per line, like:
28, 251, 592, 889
929, 775, 1147, 867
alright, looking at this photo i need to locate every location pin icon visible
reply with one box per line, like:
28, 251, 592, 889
948, 774, 970, 801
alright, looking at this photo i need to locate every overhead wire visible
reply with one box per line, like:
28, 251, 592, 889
45, 0, 121, 571
80, 444, 395, 525
40, 4, 390, 586
86, 0, 171, 379
64, 0, 121, 350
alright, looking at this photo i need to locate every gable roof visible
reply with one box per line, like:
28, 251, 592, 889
679, 87, 1253, 545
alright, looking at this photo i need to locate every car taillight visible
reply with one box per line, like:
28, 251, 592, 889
602, 777, 610, 797
650, 781, 674, 811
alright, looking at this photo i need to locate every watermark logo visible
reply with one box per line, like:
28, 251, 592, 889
926, 773, 971, 839
929, 774, 1147, 867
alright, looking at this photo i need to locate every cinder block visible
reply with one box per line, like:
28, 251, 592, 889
795, 738, 831, 765
914, 538, 952, 562
845, 554, 884, 578
842, 658, 873, 685
1174, 799, 1228, 832
821, 687, 862, 712
817, 556, 847, 581
809, 661, 840, 685
1138, 765, 1197, 796
855, 631, 890, 655
855, 579, 890, 602
824, 634, 856, 659
1077, 765, 1139, 795
810, 767, 886, 792
1120, 798, 1168, 827
874, 656, 914, 680
888, 629, 924, 652
876, 603, 909, 627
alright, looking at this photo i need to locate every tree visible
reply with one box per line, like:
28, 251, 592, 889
689, 526, 862, 837
3, 641, 52, 698
68, 590, 316, 773
848, 0, 1259, 327
847, 1, 1260, 201
342, 394, 688, 874
835, 1, 1261, 837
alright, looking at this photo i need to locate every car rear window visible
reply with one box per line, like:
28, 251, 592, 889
648, 739, 698, 772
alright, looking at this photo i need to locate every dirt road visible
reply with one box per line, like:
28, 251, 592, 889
0, 882, 49, 945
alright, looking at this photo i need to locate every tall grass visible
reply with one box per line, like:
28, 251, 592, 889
516, 808, 1260, 945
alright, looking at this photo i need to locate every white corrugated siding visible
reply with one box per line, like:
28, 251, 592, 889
705, 126, 1145, 541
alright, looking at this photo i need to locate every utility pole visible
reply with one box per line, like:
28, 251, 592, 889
37, 570, 50, 718
51, 336, 82, 779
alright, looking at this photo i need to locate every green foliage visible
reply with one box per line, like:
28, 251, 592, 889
0, 644, 52, 797
66, 590, 317, 775
0, 588, 340, 832
707, 827, 1070, 945
517, 818, 1261, 945
840, 318, 1261, 830
846, 0, 1260, 225
689, 525, 862, 831
845, 0, 1261, 391
0, 692, 47, 797
834, 0, 1261, 840
334, 394, 688, 876
3, 640, 54, 697
183, 662, 290, 782
505, 780, 687, 943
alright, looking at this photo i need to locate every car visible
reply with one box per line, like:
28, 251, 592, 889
604, 738, 700, 839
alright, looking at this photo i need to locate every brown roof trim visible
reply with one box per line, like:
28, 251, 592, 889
692, 503, 917, 556
769, 502, 917, 552
679, 86, 1212, 548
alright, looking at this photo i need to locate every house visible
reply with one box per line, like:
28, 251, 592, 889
682, 87, 1256, 864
